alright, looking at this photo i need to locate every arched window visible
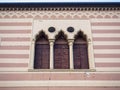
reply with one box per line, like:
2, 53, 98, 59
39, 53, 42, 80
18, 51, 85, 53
73, 31, 89, 69
34, 31, 50, 69
54, 31, 69, 69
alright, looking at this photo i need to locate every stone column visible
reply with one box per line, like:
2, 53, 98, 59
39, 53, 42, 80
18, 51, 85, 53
49, 40, 54, 69
68, 40, 74, 69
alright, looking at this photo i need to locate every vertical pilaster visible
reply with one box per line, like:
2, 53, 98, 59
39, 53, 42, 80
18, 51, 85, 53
49, 40, 54, 69
68, 40, 74, 69
29, 39, 35, 69
88, 38, 95, 69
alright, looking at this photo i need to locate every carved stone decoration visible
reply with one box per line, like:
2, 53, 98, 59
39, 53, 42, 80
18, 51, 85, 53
67, 27, 74, 32
48, 27, 55, 32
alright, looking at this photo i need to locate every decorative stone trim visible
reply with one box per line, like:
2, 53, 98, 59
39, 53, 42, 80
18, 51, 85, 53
0, 7, 120, 11
0, 10, 119, 19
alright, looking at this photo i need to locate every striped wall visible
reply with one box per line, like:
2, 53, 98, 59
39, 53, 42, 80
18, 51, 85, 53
0, 12, 120, 90
91, 19, 120, 71
0, 19, 32, 71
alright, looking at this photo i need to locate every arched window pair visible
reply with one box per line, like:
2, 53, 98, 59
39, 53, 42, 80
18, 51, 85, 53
34, 31, 89, 69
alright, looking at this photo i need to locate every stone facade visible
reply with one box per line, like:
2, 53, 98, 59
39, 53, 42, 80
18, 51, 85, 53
0, 3, 120, 90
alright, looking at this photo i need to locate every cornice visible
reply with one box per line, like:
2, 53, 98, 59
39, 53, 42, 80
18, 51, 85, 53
0, 7, 120, 11
0, 3, 120, 11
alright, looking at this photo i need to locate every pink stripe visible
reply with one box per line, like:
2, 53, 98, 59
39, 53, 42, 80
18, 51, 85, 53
95, 63, 120, 67
0, 46, 29, 50
0, 54, 29, 58
0, 22, 32, 26
93, 45, 120, 49
0, 87, 120, 90
93, 37, 120, 41
94, 54, 120, 58
0, 30, 31, 34
0, 73, 120, 81
0, 63, 28, 67
1, 37, 30, 41
92, 30, 120, 33
91, 22, 120, 26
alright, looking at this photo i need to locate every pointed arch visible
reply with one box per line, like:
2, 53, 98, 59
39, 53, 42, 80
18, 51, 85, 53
34, 31, 50, 69
54, 31, 69, 69
73, 31, 89, 69
55, 31, 68, 44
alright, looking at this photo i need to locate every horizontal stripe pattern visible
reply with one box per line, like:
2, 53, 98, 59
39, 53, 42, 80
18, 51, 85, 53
0, 59, 29, 63
0, 73, 120, 81
0, 54, 29, 58
92, 30, 120, 33
91, 22, 120, 26
93, 37, 120, 41
94, 49, 120, 54
94, 45, 120, 49
1, 42, 30, 46
0, 50, 29, 54
0, 46, 29, 50
0, 19, 31, 71
91, 20, 120, 70
0, 22, 32, 26
0, 80, 120, 87
0, 87, 119, 90
0, 34, 31, 38
1, 37, 30, 42
93, 34, 120, 37
95, 58, 120, 63
0, 30, 31, 34
0, 26, 32, 30
95, 63, 120, 67
0, 63, 28, 67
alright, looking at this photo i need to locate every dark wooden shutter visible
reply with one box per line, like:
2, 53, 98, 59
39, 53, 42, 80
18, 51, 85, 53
34, 44, 50, 69
34, 32, 50, 69
73, 40, 89, 69
54, 44, 69, 69
54, 31, 69, 69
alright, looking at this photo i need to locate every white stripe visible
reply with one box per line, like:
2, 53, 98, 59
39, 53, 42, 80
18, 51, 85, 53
93, 41, 120, 45
0, 34, 31, 38
96, 67, 120, 72
93, 34, 120, 38
95, 58, 120, 63
92, 26, 120, 30
91, 19, 120, 23
0, 26, 32, 30
0, 67, 28, 71
0, 80, 119, 87
0, 50, 30, 54
0, 71, 120, 74
0, 59, 29, 63
1, 42, 30, 46
0, 19, 33, 22
94, 49, 120, 54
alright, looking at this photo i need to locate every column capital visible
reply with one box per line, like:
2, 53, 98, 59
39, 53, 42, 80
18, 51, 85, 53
68, 39, 74, 46
87, 38, 92, 44
49, 39, 55, 43
32, 38, 35, 44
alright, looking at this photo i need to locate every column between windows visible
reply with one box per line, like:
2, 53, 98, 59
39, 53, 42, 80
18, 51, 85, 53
49, 40, 54, 69
68, 40, 74, 69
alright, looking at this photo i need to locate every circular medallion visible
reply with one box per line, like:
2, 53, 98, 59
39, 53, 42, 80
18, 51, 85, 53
67, 27, 74, 32
48, 27, 55, 32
